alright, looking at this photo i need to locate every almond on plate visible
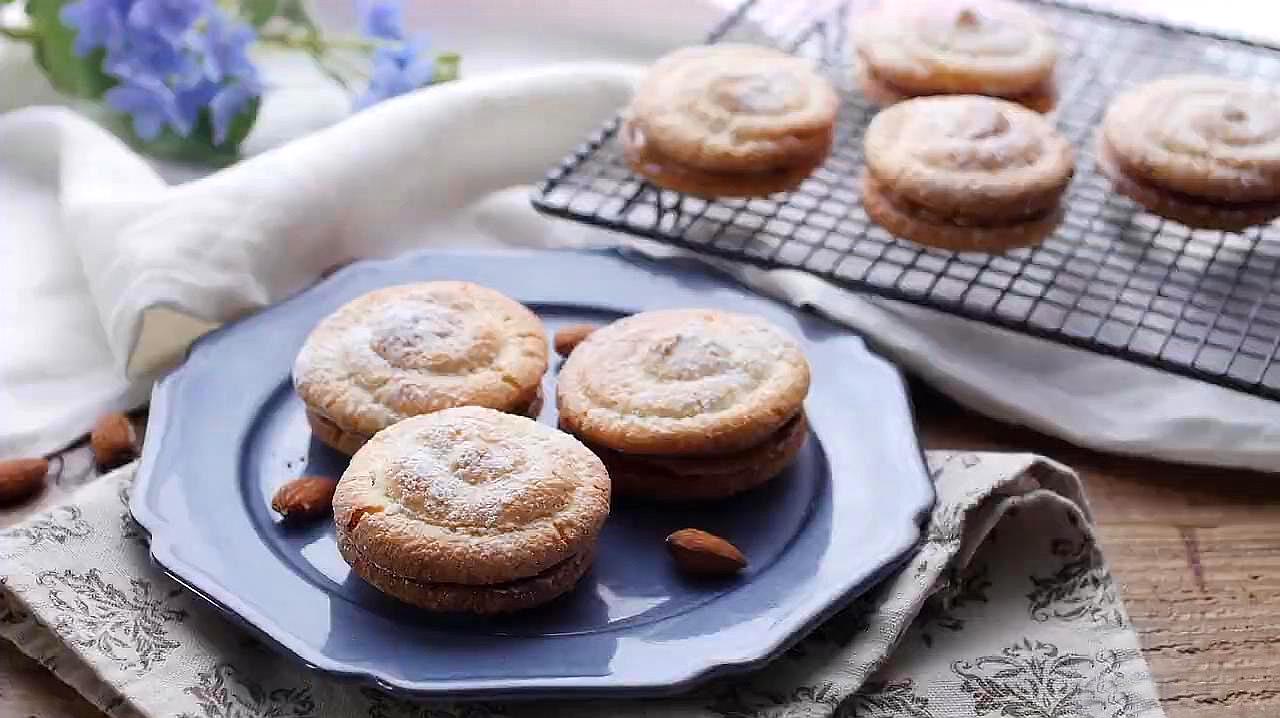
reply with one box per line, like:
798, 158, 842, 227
553, 324, 598, 357
666, 528, 747, 576
272, 476, 339, 521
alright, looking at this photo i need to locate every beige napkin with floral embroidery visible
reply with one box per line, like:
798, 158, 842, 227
0, 450, 1165, 718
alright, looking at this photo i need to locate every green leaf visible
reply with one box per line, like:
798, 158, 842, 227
276, 0, 317, 31
215, 96, 260, 150
240, 0, 279, 28
25, 0, 113, 98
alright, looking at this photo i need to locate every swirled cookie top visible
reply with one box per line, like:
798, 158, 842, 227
856, 0, 1056, 96
864, 95, 1073, 219
293, 282, 547, 437
628, 44, 838, 172
557, 309, 811, 456
1103, 75, 1280, 202
333, 407, 609, 585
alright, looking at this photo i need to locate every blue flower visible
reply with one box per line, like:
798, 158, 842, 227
196, 11, 257, 84
208, 77, 261, 144
103, 24, 198, 83
356, 38, 435, 109
62, 0, 263, 145
358, 0, 404, 40
126, 0, 204, 42
105, 76, 189, 139
60, 0, 132, 57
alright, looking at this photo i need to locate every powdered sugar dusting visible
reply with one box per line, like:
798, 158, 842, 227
916, 99, 1041, 172
710, 71, 800, 115
382, 412, 575, 530
292, 283, 549, 431
575, 311, 802, 420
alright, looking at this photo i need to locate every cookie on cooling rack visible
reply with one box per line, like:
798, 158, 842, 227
293, 282, 548, 455
622, 44, 839, 198
556, 309, 810, 501
861, 94, 1074, 252
1098, 75, 1280, 231
333, 407, 610, 614
854, 0, 1057, 112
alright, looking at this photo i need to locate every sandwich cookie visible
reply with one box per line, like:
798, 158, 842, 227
333, 407, 610, 614
623, 44, 839, 198
1098, 75, 1280, 230
862, 94, 1074, 252
854, 0, 1057, 111
294, 281, 548, 455
557, 309, 810, 501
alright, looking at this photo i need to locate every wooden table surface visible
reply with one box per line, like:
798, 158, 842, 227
914, 383, 1280, 718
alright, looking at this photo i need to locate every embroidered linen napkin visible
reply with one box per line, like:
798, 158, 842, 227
0, 451, 1165, 717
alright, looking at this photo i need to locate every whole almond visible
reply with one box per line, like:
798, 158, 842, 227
554, 324, 598, 357
666, 528, 747, 576
0, 458, 49, 505
272, 476, 339, 521
91, 413, 138, 469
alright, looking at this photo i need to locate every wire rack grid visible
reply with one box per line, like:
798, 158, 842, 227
532, 0, 1280, 401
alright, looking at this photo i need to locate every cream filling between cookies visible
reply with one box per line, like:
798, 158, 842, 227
866, 175, 1058, 229
1100, 137, 1280, 211
579, 411, 807, 477
624, 121, 829, 180
343, 537, 585, 591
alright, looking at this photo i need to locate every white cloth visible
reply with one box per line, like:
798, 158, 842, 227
3, 2, 1280, 469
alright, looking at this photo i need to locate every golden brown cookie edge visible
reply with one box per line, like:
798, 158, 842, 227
339, 538, 594, 614
622, 120, 829, 198
1096, 134, 1280, 231
597, 412, 809, 502
855, 61, 1057, 113
861, 173, 1060, 252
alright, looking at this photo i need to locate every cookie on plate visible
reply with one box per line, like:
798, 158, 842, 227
333, 407, 610, 614
854, 0, 1057, 111
862, 94, 1074, 252
1098, 75, 1280, 231
623, 44, 839, 198
294, 281, 548, 455
557, 309, 810, 501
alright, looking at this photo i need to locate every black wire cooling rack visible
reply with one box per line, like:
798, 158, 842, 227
532, 0, 1280, 401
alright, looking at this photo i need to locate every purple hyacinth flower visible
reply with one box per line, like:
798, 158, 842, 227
102, 26, 199, 84
105, 76, 190, 139
126, 0, 204, 42
197, 10, 258, 83
208, 77, 262, 144
174, 79, 220, 132
59, 0, 132, 57
64, 0, 267, 147
359, 0, 404, 40
356, 38, 436, 109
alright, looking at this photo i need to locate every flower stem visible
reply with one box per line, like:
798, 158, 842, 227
257, 30, 386, 54
0, 25, 40, 43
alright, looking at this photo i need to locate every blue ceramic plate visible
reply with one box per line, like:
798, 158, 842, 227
131, 249, 934, 700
